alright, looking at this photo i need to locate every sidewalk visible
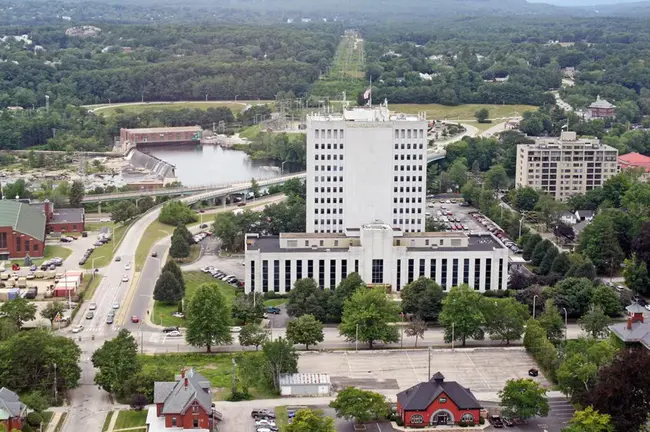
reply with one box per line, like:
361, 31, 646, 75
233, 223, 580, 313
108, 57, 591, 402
45, 412, 61, 432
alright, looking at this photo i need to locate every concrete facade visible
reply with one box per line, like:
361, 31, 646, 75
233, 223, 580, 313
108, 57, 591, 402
515, 131, 618, 200
245, 223, 509, 293
306, 104, 428, 234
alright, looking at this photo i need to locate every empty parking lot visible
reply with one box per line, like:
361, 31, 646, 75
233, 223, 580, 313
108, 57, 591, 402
299, 348, 549, 395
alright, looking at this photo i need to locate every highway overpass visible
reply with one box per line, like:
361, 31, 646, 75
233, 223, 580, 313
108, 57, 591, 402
81, 150, 446, 204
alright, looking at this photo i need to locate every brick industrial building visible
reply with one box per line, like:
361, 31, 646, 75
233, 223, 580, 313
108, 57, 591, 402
0, 200, 85, 259
120, 126, 202, 151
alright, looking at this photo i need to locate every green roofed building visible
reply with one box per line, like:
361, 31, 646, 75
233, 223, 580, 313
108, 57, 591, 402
0, 200, 46, 259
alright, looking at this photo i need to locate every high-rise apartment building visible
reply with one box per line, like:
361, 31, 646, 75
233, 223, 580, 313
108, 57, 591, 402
515, 131, 619, 200
306, 104, 428, 233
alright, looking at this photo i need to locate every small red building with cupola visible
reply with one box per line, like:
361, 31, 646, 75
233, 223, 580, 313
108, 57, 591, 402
396, 372, 482, 427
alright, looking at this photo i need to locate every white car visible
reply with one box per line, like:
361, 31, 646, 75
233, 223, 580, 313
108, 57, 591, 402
230, 326, 242, 333
256, 419, 276, 427
122, 274, 129, 282
167, 330, 182, 337
88, 302, 97, 310
99, 218, 111, 222
125, 263, 131, 270
112, 301, 120, 309
71, 325, 84, 333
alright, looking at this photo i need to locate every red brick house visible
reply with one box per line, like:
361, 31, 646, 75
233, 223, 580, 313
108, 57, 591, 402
38, 200, 85, 233
588, 96, 615, 119
0, 200, 46, 259
397, 372, 482, 427
149, 368, 220, 431
0, 387, 27, 431
120, 126, 202, 151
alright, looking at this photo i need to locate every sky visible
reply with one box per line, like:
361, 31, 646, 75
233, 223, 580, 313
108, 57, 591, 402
528, 0, 642, 5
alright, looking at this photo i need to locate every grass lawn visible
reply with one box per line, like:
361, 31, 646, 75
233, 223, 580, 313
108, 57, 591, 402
41, 411, 54, 427
391, 103, 537, 121
134, 220, 176, 271
467, 120, 499, 132
83, 274, 103, 300
113, 410, 148, 429
264, 298, 288, 307
85, 221, 116, 232
275, 406, 289, 431
101, 411, 114, 432
167, 244, 201, 266
11, 245, 72, 266
238, 124, 262, 140
95, 101, 269, 118
82, 223, 128, 269
138, 352, 275, 400
152, 271, 239, 327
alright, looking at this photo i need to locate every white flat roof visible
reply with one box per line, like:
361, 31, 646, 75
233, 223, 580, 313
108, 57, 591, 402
279, 373, 331, 386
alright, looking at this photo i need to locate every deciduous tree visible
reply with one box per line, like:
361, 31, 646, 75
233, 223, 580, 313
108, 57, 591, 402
286, 314, 324, 350
186, 284, 232, 352
499, 379, 549, 420
564, 406, 614, 432
262, 337, 298, 391
329, 387, 390, 423
69, 180, 85, 208
339, 288, 400, 349
439, 285, 485, 346
286, 278, 328, 322
159, 201, 197, 225
623, 255, 650, 296
0, 297, 36, 329
399, 277, 444, 321
153, 271, 183, 304
286, 409, 335, 432
404, 318, 427, 347
328, 273, 365, 320
538, 300, 565, 343
486, 164, 508, 190
481, 297, 529, 344
238, 323, 269, 350
92, 329, 141, 397
591, 285, 622, 317
474, 108, 489, 123
40, 301, 66, 327
111, 201, 138, 224
579, 306, 611, 339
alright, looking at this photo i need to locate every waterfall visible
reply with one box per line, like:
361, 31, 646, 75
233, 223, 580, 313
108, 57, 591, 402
125, 148, 176, 178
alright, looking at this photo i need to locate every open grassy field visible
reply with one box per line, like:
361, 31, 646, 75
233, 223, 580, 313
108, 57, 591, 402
94, 101, 270, 118
264, 298, 288, 307
101, 411, 114, 432
113, 410, 148, 429
134, 220, 175, 271
138, 352, 275, 400
390, 103, 537, 120
82, 223, 128, 270
152, 271, 239, 327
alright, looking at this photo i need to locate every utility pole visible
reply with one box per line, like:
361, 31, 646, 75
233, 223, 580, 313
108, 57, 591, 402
53, 363, 57, 401
231, 358, 237, 394
428, 347, 431, 380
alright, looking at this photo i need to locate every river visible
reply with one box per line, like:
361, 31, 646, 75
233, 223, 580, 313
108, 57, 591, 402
144, 144, 283, 186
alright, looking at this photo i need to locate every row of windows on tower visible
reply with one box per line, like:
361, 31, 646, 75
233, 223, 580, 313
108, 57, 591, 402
253, 258, 359, 292
395, 129, 425, 139
314, 129, 344, 139
314, 143, 343, 150
395, 154, 424, 160
314, 219, 343, 225
315, 165, 343, 172
395, 197, 423, 203
394, 186, 423, 193
315, 176, 344, 183
396, 165, 424, 172
394, 258, 503, 291
314, 154, 343, 160
315, 208, 343, 214
393, 218, 422, 225
314, 187, 344, 194
395, 176, 423, 182
394, 208, 422, 214
395, 142, 425, 150
315, 197, 342, 204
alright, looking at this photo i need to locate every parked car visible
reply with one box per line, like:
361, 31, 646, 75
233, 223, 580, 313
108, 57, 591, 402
528, 368, 539, 377
231, 326, 242, 333
265, 307, 281, 314
162, 326, 180, 333
167, 330, 182, 337
490, 415, 504, 428
251, 409, 275, 419
29, 265, 37, 272
502, 417, 515, 427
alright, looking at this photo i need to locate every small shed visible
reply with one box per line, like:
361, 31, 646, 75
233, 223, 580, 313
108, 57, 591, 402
279, 373, 331, 397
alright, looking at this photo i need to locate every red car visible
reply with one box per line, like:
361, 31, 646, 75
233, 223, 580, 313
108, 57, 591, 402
131, 315, 139, 323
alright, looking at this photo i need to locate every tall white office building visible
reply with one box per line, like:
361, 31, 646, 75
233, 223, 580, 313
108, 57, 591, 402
306, 103, 428, 233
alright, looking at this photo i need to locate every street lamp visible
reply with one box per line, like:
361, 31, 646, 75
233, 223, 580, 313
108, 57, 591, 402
562, 307, 568, 341
518, 216, 525, 239
400, 312, 405, 348
205, 94, 208, 102
355, 324, 359, 352
281, 160, 289, 175
533, 295, 539, 319
235, 95, 239, 101
451, 322, 455, 350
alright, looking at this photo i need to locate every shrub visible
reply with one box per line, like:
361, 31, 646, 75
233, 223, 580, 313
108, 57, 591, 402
226, 390, 253, 401
22, 424, 35, 432
479, 417, 485, 425
26, 412, 43, 426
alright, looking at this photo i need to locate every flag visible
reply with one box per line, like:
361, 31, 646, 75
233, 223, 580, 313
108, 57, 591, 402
363, 87, 371, 100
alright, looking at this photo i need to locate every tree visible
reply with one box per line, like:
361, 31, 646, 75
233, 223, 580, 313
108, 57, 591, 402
531, 239, 552, 266
553, 222, 575, 243
172, 224, 193, 245
137, 196, 155, 213
579, 306, 611, 338
40, 301, 66, 327
592, 348, 650, 431
564, 407, 614, 432
153, 271, 183, 304
238, 323, 269, 350
69, 180, 84, 207
339, 288, 400, 349
550, 252, 571, 275
591, 285, 622, 317
130, 393, 148, 411
250, 178, 260, 198
262, 337, 298, 391
579, 214, 624, 274
185, 283, 232, 352
474, 108, 489, 123
631, 220, 650, 266
158, 201, 197, 225
547, 277, 595, 317
485, 164, 508, 190
23, 254, 32, 267
623, 255, 650, 296
170, 233, 190, 259
111, 201, 138, 224
91, 330, 140, 397
537, 246, 559, 276
399, 277, 444, 321
20, 392, 48, 413
286, 314, 324, 350
439, 285, 484, 346
523, 234, 542, 261
481, 297, 529, 344
328, 273, 365, 320
161, 260, 184, 289
404, 318, 427, 347
447, 160, 469, 190
510, 186, 540, 211
329, 387, 390, 423
0, 297, 36, 329
286, 278, 328, 322
231, 293, 263, 324
538, 300, 565, 343
286, 409, 335, 432
499, 379, 549, 420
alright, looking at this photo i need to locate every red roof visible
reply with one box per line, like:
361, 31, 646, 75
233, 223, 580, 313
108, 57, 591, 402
619, 152, 650, 173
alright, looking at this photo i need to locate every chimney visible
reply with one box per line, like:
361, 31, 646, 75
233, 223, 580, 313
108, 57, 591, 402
627, 317, 632, 330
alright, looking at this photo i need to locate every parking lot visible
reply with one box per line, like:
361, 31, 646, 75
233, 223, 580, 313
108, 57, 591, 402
298, 348, 550, 395
426, 199, 484, 233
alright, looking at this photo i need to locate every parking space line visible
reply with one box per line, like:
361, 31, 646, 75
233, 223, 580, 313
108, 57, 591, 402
344, 352, 352, 374
464, 352, 491, 390
405, 351, 421, 383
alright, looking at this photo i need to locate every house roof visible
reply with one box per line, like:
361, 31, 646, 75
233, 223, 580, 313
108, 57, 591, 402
154, 368, 212, 416
589, 96, 614, 109
619, 152, 650, 173
396, 372, 481, 411
0, 387, 25, 418
626, 303, 647, 314
559, 211, 575, 219
575, 210, 594, 218
609, 321, 650, 349
50, 208, 84, 224
0, 200, 46, 241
